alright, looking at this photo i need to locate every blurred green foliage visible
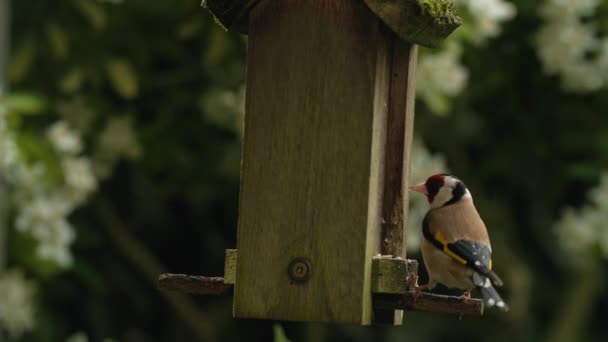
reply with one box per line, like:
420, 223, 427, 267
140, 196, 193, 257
6, 0, 608, 341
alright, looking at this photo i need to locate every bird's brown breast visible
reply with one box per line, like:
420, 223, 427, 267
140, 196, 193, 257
425, 197, 491, 247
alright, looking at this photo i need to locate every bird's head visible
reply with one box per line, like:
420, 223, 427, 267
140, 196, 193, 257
409, 174, 471, 208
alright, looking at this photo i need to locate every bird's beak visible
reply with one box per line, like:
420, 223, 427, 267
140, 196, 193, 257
408, 182, 427, 194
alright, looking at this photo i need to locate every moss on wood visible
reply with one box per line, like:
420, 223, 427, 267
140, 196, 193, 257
202, 1, 460, 46
365, 0, 461, 47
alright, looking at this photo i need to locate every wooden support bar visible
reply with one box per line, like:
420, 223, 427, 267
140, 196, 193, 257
158, 253, 483, 316
158, 274, 232, 295
371, 257, 418, 294
374, 24, 419, 327
374, 293, 484, 316
224, 249, 237, 284
380, 38, 417, 264
371, 256, 483, 316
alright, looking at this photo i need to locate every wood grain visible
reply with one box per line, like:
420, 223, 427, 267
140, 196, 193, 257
380, 38, 417, 262
234, 0, 393, 324
375, 28, 418, 327
224, 249, 237, 284
372, 257, 418, 294
374, 292, 484, 316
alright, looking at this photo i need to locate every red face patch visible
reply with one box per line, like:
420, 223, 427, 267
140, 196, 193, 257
425, 174, 446, 203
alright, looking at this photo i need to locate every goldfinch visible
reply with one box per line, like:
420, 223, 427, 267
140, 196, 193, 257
409, 174, 508, 311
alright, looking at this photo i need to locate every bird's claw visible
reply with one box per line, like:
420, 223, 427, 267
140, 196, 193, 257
407, 274, 430, 301
413, 285, 429, 300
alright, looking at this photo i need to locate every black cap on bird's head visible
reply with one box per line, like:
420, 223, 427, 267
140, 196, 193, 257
409, 174, 470, 208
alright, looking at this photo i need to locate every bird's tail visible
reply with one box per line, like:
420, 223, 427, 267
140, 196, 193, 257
473, 272, 508, 311
477, 282, 509, 311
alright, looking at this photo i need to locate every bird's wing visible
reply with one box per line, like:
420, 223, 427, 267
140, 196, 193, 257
423, 215, 504, 287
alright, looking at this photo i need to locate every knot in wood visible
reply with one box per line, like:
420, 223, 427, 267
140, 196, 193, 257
288, 257, 312, 283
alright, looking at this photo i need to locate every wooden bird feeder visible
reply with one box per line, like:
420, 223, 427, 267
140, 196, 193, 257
159, 0, 484, 325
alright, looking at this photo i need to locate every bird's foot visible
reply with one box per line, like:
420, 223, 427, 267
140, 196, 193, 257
408, 274, 432, 300
413, 284, 429, 300
461, 290, 471, 303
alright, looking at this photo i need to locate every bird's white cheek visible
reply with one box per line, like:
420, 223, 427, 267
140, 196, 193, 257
431, 187, 453, 208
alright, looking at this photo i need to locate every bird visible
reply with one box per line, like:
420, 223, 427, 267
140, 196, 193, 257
408, 173, 509, 311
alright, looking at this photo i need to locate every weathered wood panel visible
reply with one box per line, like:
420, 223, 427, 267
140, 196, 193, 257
373, 29, 418, 327
224, 249, 237, 284
234, 0, 393, 324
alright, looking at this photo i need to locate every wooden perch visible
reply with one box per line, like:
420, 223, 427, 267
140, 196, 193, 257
157, 273, 483, 316
159, 253, 483, 316
158, 249, 237, 294
158, 274, 232, 295
371, 256, 483, 316
374, 292, 484, 316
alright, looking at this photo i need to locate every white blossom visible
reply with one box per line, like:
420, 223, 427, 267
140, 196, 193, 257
2, 117, 97, 269
201, 86, 246, 135
36, 218, 76, 268
0, 121, 18, 172
15, 193, 76, 267
415, 0, 516, 115
94, 116, 141, 179
535, 0, 608, 92
97, 116, 141, 160
62, 157, 97, 203
417, 44, 468, 115
457, 0, 517, 43
407, 140, 449, 251
0, 270, 36, 338
539, 0, 599, 18
0, 98, 18, 173
47, 121, 83, 155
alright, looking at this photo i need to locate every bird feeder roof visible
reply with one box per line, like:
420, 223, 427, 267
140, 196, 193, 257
202, 0, 461, 48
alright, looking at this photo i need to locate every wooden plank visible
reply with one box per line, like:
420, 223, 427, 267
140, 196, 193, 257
375, 29, 418, 327
224, 249, 237, 284
374, 293, 484, 316
371, 257, 483, 316
234, 0, 392, 324
158, 274, 232, 295
379, 37, 417, 264
371, 257, 409, 294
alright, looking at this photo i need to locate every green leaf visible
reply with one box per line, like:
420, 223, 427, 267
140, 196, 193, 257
73, 0, 107, 31
60, 69, 85, 94
47, 22, 70, 60
10, 231, 64, 278
9, 39, 37, 82
105, 59, 139, 99
203, 26, 232, 67
15, 132, 63, 185
273, 324, 291, 342
4, 92, 47, 115
177, 17, 204, 39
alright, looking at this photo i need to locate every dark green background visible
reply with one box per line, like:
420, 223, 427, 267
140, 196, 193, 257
6, 0, 608, 341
